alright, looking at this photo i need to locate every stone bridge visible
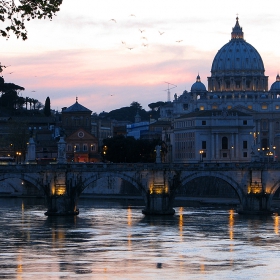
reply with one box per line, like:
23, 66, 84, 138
0, 162, 280, 215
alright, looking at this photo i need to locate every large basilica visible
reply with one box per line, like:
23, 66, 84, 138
161, 17, 280, 163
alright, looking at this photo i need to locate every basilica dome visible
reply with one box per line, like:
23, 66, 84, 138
270, 74, 280, 91
191, 75, 206, 92
208, 18, 268, 92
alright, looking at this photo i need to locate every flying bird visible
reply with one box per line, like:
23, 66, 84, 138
141, 37, 148, 40
142, 43, 148, 47
121, 41, 126, 45
130, 14, 136, 17
109, 19, 117, 23
127, 47, 134, 50
158, 31, 165, 35
176, 40, 183, 43
139, 29, 145, 33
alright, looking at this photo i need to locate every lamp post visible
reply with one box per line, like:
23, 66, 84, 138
262, 147, 265, 162
273, 146, 276, 161
199, 150, 203, 162
230, 146, 234, 162
267, 147, 270, 163
16, 151, 21, 164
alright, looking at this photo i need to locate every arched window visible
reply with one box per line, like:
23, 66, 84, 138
222, 137, 228, 149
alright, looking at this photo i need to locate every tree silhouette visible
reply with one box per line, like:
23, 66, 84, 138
44, 96, 51, 116
0, 0, 63, 40
0, 76, 24, 109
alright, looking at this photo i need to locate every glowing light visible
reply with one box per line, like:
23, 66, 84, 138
228, 209, 234, 240
54, 184, 66, 195
274, 213, 279, 235
179, 207, 183, 239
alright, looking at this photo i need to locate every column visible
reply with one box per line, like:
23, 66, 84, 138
211, 133, 215, 160
235, 133, 239, 159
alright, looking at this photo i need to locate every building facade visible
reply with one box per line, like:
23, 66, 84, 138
61, 99, 99, 162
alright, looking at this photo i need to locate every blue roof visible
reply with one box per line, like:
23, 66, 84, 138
211, 18, 265, 75
270, 74, 280, 91
191, 75, 206, 92
63, 101, 92, 113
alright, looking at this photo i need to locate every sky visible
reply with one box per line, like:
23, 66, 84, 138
1, 0, 280, 113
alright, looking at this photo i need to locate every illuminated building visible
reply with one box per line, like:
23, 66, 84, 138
161, 18, 280, 163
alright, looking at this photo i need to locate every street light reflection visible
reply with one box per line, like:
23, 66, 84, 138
178, 207, 183, 239
228, 209, 234, 241
274, 213, 279, 235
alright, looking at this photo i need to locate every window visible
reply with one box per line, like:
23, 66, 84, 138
243, 141, 247, 149
227, 105, 232, 109
91, 144, 96, 151
83, 144, 88, 151
202, 141, 206, 149
243, 152, 247, 157
212, 105, 218, 109
248, 105, 252, 109
223, 153, 227, 158
75, 144, 80, 152
202, 121, 206, 125
243, 120, 247, 125
262, 104, 268, 110
276, 105, 280, 110
222, 137, 228, 149
200, 106, 204, 110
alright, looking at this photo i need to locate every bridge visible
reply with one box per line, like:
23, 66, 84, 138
0, 162, 279, 215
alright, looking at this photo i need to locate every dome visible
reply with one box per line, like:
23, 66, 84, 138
211, 18, 264, 75
270, 74, 280, 91
208, 17, 268, 92
191, 75, 206, 92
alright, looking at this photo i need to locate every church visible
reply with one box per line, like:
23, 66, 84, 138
161, 17, 280, 163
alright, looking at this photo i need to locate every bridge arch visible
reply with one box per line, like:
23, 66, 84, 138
0, 173, 43, 193
267, 180, 280, 204
81, 171, 145, 195
179, 171, 244, 202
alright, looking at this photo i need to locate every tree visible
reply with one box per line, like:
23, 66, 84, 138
148, 101, 165, 111
130, 101, 142, 110
0, 0, 63, 40
102, 135, 160, 163
43, 96, 51, 116
0, 76, 25, 109
32, 98, 38, 109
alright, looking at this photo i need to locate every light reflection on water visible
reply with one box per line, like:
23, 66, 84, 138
0, 198, 280, 279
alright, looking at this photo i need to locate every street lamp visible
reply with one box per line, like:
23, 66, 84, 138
273, 146, 276, 161
16, 152, 21, 164
199, 150, 203, 162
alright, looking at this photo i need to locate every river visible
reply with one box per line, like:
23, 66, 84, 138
0, 197, 279, 280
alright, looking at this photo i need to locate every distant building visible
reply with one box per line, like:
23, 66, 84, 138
61, 98, 92, 137
61, 98, 99, 162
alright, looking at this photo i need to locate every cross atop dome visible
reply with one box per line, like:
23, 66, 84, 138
231, 17, 244, 40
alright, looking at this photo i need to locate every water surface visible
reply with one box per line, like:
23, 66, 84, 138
0, 198, 279, 279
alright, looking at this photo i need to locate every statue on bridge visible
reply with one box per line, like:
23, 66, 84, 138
155, 145, 161, 163
57, 132, 67, 164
